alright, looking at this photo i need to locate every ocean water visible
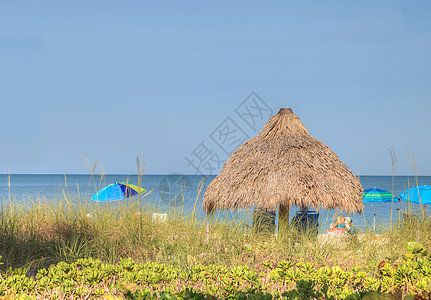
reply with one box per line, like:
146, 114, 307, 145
1, 174, 430, 231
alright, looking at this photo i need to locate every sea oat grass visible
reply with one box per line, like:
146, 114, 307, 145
1, 194, 431, 280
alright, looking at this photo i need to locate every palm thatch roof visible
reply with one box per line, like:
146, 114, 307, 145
203, 108, 364, 215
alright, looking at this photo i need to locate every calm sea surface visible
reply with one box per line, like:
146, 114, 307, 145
1, 174, 430, 231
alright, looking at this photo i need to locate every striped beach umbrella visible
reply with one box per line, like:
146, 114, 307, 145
91, 182, 146, 202
363, 187, 399, 230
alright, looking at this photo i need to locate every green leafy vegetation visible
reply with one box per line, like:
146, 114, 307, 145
1, 250, 431, 299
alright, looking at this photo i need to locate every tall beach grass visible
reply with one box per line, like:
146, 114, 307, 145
1, 184, 431, 277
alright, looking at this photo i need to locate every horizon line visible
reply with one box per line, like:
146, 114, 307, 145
0, 173, 430, 177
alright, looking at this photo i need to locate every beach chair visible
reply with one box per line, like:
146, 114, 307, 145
291, 210, 319, 236
402, 212, 419, 222
253, 208, 276, 234
401, 211, 420, 228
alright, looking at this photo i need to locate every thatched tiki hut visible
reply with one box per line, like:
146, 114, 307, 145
202, 108, 363, 235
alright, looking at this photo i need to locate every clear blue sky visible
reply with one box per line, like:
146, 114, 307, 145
1, 1, 430, 175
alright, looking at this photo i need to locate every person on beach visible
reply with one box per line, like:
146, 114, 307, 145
326, 216, 351, 235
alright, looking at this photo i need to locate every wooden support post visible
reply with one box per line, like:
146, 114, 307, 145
278, 203, 290, 240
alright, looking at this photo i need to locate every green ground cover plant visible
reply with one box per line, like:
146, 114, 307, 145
1, 246, 431, 299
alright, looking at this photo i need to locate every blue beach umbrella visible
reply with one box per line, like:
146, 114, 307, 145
363, 187, 399, 230
399, 185, 431, 205
91, 182, 146, 202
